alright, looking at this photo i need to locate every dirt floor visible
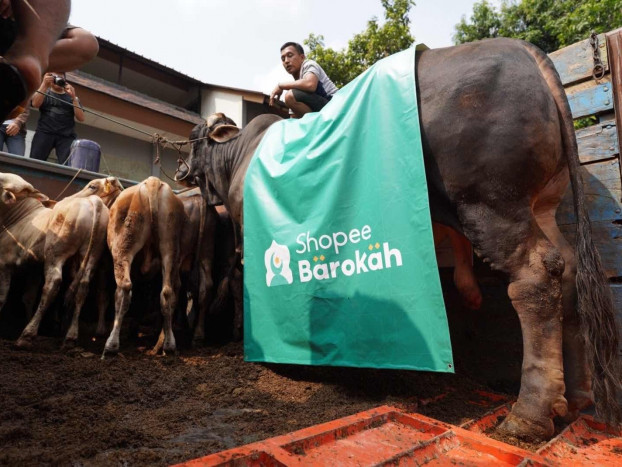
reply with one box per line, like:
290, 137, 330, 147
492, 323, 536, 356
0, 269, 533, 466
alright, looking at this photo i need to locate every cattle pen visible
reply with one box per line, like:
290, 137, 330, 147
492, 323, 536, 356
2, 31, 622, 466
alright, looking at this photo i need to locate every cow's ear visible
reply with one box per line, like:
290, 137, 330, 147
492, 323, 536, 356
209, 124, 240, 143
104, 179, 112, 194
0, 189, 17, 205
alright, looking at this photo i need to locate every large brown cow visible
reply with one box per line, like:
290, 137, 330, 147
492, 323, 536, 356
103, 176, 184, 356
175, 39, 622, 441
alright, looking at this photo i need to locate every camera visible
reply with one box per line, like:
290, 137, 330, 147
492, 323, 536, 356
53, 75, 66, 87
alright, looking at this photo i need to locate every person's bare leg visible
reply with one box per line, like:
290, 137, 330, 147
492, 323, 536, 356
48, 27, 98, 72
3, 0, 70, 95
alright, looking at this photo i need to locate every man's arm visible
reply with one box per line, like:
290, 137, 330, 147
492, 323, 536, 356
3, 107, 28, 136
13, 106, 29, 128
269, 72, 319, 106
65, 84, 85, 122
31, 73, 54, 108
48, 27, 99, 72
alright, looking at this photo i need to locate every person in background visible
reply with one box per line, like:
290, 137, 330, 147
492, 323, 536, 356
269, 42, 338, 118
29, 71, 84, 164
0, 106, 28, 155
0, 0, 98, 121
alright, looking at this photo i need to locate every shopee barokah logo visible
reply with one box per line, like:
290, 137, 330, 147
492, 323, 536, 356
264, 224, 403, 287
264, 240, 294, 287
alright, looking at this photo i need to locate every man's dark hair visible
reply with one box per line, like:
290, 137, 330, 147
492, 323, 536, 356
280, 42, 304, 55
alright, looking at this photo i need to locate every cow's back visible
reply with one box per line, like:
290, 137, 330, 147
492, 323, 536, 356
416, 38, 565, 227
0, 198, 51, 267
108, 178, 184, 275
47, 195, 108, 257
177, 188, 217, 272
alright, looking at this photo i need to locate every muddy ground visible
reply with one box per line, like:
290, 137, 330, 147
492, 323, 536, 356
0, 269, 530, 466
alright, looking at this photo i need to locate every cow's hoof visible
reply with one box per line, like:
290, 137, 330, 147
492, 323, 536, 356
232, 328, 242, 342
562, 390, 593, 423
496, 412, 554, 442
146, 345, 162, 356
192, 336, 205, 349
101, 347, 119, 360
62, 339, 77, 350
162, 347, 178, 357
14, 336, 33, 350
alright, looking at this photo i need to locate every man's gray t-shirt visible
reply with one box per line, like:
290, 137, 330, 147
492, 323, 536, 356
301, 59, 338, 99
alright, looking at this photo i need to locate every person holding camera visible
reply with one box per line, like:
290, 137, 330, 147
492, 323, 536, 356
29, 71, 84, 163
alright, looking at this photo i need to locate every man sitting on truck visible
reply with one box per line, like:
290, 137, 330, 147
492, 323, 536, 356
269, 42, 338, 118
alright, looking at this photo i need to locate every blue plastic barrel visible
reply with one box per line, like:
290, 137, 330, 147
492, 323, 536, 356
68, 139, 101, 172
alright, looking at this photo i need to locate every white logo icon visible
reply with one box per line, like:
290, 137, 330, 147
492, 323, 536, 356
265, 240, 293, 286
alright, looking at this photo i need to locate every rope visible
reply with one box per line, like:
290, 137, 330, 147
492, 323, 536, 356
55, 168, 83, 200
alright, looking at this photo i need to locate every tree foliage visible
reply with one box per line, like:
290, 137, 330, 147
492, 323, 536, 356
304, 0, 415, 88
454, 0, 622, 53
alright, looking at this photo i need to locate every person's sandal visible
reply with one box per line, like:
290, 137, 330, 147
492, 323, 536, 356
0, 57, 28, 121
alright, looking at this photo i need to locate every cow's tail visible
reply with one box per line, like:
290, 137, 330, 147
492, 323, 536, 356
144, 177, 161, 243
525, 41, 622, 425
65, 197, 103, 306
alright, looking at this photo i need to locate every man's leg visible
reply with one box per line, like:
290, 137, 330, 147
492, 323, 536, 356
285, 89, 330, 118
284, 91, 313, 118
29, 131, 55, 161
6, 132, 25, 156
54, 135, 73, 164
0, 125, 7, 151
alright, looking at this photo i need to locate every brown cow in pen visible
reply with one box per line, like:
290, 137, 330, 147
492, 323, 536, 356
0, 173, 121, 348
103, 176, 184, 356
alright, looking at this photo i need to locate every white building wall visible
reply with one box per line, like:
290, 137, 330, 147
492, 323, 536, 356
201, 90, 244, 127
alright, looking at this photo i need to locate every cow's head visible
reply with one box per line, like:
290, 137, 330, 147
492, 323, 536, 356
0, 173, 49, 205
175, 112, 240, 206
75, 177, 124, 207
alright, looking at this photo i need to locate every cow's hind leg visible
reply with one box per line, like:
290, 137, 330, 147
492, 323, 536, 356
63, 241, 105, 347
103, 256, 133, 357
534, 206, 592, 420
159, 218, 181, 355
16, 257, 67, 348
462, 204, 567, 441
0, 268, 12, 313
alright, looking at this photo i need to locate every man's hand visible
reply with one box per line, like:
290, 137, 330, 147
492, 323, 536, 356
40, 73, 55, 90
269, 84, 283, 107
65, 84, 76, 99
4, 121, 19, 136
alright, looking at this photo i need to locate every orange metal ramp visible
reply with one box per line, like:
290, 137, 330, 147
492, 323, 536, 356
175, 404, 622, 466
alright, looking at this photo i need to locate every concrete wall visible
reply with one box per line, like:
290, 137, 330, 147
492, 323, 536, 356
201, 89, 243, 126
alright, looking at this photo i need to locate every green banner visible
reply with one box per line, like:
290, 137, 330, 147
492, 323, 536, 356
243, 47, 453, 372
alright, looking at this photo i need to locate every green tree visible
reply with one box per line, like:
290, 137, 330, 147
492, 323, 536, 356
304, 0, 415, 88
454, 0, 622, 53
